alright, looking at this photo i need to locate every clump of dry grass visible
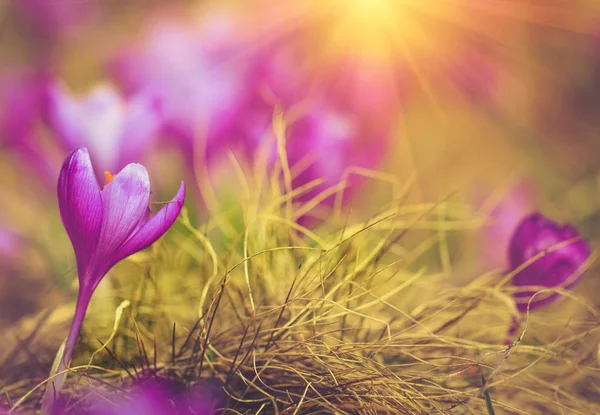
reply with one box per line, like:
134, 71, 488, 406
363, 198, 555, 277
2, 137, 600, 414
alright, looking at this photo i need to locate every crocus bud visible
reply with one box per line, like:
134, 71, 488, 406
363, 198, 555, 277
509, 213, 591, 312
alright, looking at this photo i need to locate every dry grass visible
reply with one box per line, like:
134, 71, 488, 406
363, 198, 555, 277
2, 138, 600, 414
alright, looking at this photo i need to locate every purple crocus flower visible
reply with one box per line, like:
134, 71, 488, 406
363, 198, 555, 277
509, 213, 591, 312
42, 147, 185, 411
45, 82, 163, 177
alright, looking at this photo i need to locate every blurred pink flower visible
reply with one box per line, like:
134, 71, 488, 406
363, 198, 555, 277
287, 98, 387, 207
83, 378, 221, 415
203, 38, 313, 158
0, 226, 20, 258
12, 0, 94, 38
0, 224, 22, 278
45, 82, 163, 176
110, 15, 257, 163
0, 71, 44, 145
48, 373, 221, 415
480, 182, 536, 270
0, 70, 61, 186
110, 14, 396, 218
320, 55, 404, 124
222, 48, 394, 220
444, 45, 499, 104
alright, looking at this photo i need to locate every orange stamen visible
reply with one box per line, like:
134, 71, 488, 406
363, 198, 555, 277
104, 171, 115, 187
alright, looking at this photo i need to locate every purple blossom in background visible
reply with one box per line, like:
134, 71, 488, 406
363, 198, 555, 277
481, 182, 536, 270
45, 82, 163, 177
0, 225, 22, 268
82, 378, 221, 415
0, 72, 44, 145
320, 55, 403, 125
284, 98, 388, 208
445, 45, 499, 104
215, 91, 385, 213
252, 41, 315, 109
509, 212, 591, 312
110, 14, 395, 218
12, 0, 94, 38
42, 148, 185, 411
0, 71, 61, 185
214, 41, 312, 159
228, 51, 394, 219
110, 14, 256, 162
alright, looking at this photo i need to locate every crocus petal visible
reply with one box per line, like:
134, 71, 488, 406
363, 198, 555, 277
95, 164, 151, 273
57, 148, 103, 276
115, 182, 186, 263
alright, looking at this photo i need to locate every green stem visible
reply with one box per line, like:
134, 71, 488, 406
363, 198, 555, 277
481, 374, 496, 415
40, 293, 91, 415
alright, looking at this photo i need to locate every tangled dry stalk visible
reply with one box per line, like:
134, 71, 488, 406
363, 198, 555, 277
2, 146, 600, 414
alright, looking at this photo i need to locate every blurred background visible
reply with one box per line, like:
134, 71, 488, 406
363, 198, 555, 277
1, 0, 600, 328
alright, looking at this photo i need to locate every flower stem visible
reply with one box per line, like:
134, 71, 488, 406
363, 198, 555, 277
40, 292, 91, 414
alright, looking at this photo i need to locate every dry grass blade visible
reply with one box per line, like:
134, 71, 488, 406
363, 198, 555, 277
2, 158, 599, 414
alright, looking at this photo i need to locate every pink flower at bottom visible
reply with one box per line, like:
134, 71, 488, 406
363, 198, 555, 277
61, 378, 222, 415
